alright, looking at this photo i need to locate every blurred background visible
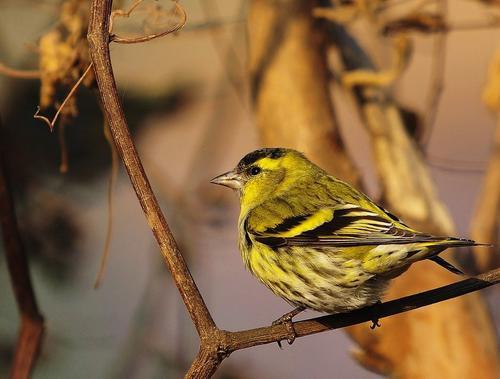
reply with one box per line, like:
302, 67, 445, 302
0, 0, 499, 378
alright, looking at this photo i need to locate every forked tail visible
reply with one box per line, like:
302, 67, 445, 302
427, 237, 492, 275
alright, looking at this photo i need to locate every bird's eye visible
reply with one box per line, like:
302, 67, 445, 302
249, 166, 261, 176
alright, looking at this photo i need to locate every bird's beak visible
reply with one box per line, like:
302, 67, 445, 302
210, 169, 242, 190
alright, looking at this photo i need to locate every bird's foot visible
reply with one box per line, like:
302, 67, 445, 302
370, 318, 381, 329
272, 306, 305, 348
369, 300, 382, 330
272, 318, 296, 348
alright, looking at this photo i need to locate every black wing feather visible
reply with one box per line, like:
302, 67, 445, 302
428, 256, 465, 275
252, 207, 440, 248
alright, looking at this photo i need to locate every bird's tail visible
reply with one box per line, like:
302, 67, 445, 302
425, 237, 492, 275
437, 237, 492, 248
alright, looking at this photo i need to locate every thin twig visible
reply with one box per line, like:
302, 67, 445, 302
0, 117, 44, 379
33, 63, 93, 131
111, 2, 187, 44
108, 0, 145, 33
87, 0, 216, 338
425, 154, 486, 173
94, 118, 119, 289
0, 62, 40, 79
58, 118, 69, 173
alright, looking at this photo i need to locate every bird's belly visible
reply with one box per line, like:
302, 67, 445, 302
245, 244, 387, 314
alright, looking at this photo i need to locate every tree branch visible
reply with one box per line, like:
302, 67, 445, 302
87, 0, 216, 338
0, 62, 40, 79
0, 117, 44, 379
185, 345, 222, 379
222, 268, 500, 352
185, 267, 500, 377
110, 1, 187, 44
33, 63, 93, 131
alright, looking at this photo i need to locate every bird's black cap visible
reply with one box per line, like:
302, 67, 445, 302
237, 148, 286, 168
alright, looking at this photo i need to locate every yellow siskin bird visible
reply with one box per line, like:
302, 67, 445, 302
211, 148, 480, 342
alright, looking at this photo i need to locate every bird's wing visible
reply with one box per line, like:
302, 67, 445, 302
249, 204, 440, 248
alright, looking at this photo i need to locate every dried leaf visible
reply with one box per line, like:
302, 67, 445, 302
38, 0, 94, 114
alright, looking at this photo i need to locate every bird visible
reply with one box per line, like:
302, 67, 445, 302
211, 147, 481, 344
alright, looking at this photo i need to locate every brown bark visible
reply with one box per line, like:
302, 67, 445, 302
248, 0, 360, 186
87, 0, 216, 339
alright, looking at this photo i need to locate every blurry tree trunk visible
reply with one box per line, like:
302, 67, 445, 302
248, 4, 499, 378
331, 25, 499, 379
470, 120, 500, 271
248, 0, 360, 186
470, 49, 500, 272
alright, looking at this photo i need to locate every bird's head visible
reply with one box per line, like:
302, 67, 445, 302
211, 148, 319, 209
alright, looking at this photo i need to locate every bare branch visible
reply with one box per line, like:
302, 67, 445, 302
185, 345, 222, 379
0, 62, 40, 79
94, 118, 119, 289
0, 118, 44, 379
33, 63, 93, 131
108, 0, 145, 33
87, 0, 216, 337
111, 1, 187, 44
223, 268, 500, 352
184, 267, 500, 377
183, 267, 500, 377
57, 119, 69, 173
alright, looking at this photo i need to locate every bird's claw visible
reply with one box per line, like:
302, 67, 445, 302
370, 300, 382, 329
271, 306, 305, 348
272, 315, 297, 348
370, 318, 381, 329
